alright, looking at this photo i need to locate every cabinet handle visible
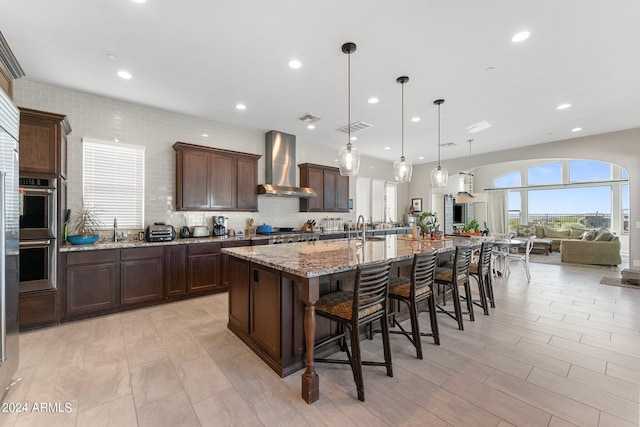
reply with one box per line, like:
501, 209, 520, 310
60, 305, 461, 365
253, 269, 259, 283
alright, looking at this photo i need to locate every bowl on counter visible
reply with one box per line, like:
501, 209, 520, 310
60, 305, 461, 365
67, 234, 100, 245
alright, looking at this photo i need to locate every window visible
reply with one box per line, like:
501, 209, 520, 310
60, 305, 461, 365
622, 184, 629, 233
527, 162, 561, 185
355, 176, 371, 221
569, 160, 611, 182
356, 176, 398, 223
385, 182, 397, 222
83, 139, 145, 229
494, 171, 521, 188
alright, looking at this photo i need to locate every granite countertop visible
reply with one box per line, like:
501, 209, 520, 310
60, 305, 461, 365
59, 234, 268, 252
222, 234, 454, 278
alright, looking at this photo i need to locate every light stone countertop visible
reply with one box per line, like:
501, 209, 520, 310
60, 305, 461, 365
59, 235, 268, 252
222, 234, 455, 278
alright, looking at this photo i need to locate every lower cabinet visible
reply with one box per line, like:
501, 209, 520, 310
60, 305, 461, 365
121, 247, 164, 305
249, 263, 281, 361
19, 290, 57, 330
187, 243, 222, 293
165, 245, 187, 298
227, 256, 250, 334
64, 249, 117, 317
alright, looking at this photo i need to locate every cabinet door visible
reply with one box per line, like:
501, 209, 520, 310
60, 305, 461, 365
228, 256, 250, 333
165, 245, 187, 298
250, 264, 281, 360
121, 258, 164, 305
210, 153, 236, 209
323, 170, 337, 211
19, 114, 58, 175
336, 174, 349, 212
300, 165, 324, 212
236, 156, 258, 210
188, 253, 222, 293
66, 263, 116, 314
179, 150, 210, 209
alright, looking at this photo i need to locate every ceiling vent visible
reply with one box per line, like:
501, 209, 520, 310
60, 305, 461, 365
336, 120, 372, 134
466, 120, 492, 134
440, 142, 456, 147
298, 113, 322, 123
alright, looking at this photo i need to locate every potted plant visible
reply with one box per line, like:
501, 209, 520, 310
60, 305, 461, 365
418, 211, 439, 239
462, 219, 481, 235
67, 204, 103, 245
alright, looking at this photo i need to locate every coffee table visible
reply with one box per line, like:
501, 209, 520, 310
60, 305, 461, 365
531, 238, 552, 255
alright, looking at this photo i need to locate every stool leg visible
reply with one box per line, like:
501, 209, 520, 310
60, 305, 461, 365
451, 284, 464, 331
426, 292, 440, 345
380, 312, 393, 378
409, 298, 423, 359
348, 324, 365, 402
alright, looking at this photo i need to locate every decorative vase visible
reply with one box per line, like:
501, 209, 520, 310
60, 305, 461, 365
431, 230, 443, 240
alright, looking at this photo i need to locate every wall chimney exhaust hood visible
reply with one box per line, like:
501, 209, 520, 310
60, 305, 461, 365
257, 130, 317, 198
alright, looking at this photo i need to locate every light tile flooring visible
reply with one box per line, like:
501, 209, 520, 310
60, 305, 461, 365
2, 262, 639, 427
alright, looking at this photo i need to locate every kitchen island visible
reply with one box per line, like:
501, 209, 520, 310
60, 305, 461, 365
222, 234, 454, 404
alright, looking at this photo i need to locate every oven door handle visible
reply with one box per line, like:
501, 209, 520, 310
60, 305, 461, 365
19, 239, 52, 247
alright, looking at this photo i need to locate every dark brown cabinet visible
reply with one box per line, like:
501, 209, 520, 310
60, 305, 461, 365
250, 264, 281, 361
121, 247, 164, 305
299, 163, 349, 213
187, 243, 223, 293
19, 291, 57, 330
174, 142, 260, 211
18, 108, 70, 178
227, 256, 250, 334
64, 250, 117, 316
222, 240, 251, 288
165, 245, 187, 298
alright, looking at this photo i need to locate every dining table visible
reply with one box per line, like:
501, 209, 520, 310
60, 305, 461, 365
492, 238, 525, 275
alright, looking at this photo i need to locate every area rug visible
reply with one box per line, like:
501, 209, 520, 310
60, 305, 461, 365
599, 276, 640, 289
529, 252, 625, 272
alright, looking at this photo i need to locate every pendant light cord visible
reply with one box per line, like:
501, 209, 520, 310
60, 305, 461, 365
401, 81, 404, 158
437, 102, 441, 167
347, 50, 351, 148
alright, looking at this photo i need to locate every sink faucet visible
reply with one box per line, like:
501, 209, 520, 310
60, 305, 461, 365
356, 214, 366, 245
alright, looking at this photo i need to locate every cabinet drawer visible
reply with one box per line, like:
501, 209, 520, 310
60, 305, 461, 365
67, 249, 117, 266
222, 240, 251, 248
188, 242, 221, 255
121, 246, 164, 260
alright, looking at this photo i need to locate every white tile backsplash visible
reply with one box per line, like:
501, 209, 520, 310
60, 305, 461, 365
13, 79, 405, 231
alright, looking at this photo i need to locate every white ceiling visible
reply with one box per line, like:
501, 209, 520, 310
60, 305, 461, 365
3, 0, 640, 164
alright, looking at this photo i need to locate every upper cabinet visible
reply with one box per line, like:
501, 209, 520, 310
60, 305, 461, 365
173, 142, 260, 211
299, 163, 349, 213
0, 33, 25, 99
19, 108, 71, 178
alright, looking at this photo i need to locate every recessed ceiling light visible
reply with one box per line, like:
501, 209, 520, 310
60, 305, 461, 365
556, 103, 572, 110
117, 70, 132, 80
512, 31, 530, 43
418, 156, 425, 160
571, 127, 582, 132
466, 120, 492, 134
486, 66, 496, 72
114, 138, 119, 143
236, 103, 246, 110
369, 166, 375, 169
384, 146, 391, 150
202, 133, 209, 137
411, 117, 420, 122
107, 54, 118, 61
368, 97, 379, 104
307, 125, 315, 130
288, 59, 301, 69
132, 0, 146, 3
350, 136, 357, 141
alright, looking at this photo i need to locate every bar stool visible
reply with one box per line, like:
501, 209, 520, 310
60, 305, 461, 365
434, 245, 473, 330
387, 251, 439, 359
469, 241, 494, 314
313, 259, 393, 402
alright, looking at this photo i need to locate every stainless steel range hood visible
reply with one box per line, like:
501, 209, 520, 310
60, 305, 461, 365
258, 130, 317, 198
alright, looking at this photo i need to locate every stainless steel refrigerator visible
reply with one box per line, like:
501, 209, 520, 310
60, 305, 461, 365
0, 88, 20, 394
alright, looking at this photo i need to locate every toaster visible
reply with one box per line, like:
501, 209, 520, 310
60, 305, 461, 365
192, 226, 210, 237
145, 224, 176, 242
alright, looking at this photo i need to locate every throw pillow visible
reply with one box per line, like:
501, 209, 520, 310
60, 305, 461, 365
594, 229, 615, 241
569, 227, 586, 239
544, 227, 570, 238
535, 225, 545, 238
581, 230, 598, 241
517, 225, 536, 237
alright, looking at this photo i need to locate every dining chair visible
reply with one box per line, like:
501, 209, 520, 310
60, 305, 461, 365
469, 241, 494, 314
505, 235, 535, 281
387, 251, 439, 359
313, 259, 393, 402
434, 245, 473, 330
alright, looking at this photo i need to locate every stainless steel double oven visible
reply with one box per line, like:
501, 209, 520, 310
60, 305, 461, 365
19, 177, 57, 292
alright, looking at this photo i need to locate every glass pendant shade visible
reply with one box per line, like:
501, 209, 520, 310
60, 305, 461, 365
338, 143, 360, 176
338, 42, 360, 177
431, 98, 448, 188
431, 165, 448, 187
394, 156, 413, 183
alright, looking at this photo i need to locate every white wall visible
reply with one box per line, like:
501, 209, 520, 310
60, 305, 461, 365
409, 128, 640, 269
13, 80, 406, 233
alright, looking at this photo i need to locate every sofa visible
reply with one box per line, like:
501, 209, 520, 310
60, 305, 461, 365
515, 224, 621, 266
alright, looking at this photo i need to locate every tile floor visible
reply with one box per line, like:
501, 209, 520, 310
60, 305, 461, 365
1, 261, 639, 427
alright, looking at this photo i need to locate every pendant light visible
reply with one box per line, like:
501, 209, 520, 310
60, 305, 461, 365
457, 139, 475, 202
393, 76, 412, 182
430, 99, 449, 187
338, 42, 360, 176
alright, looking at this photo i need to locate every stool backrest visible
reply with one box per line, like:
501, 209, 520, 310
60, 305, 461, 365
478, 241, 494, 275
412, 251, 437, 296
353, 259, 393, 320
453, 245, 473, 281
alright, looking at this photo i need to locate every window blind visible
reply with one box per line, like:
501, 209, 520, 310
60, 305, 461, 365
82, 138, 145, 229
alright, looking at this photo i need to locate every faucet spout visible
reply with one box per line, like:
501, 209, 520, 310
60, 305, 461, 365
356, 215, 366, 245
